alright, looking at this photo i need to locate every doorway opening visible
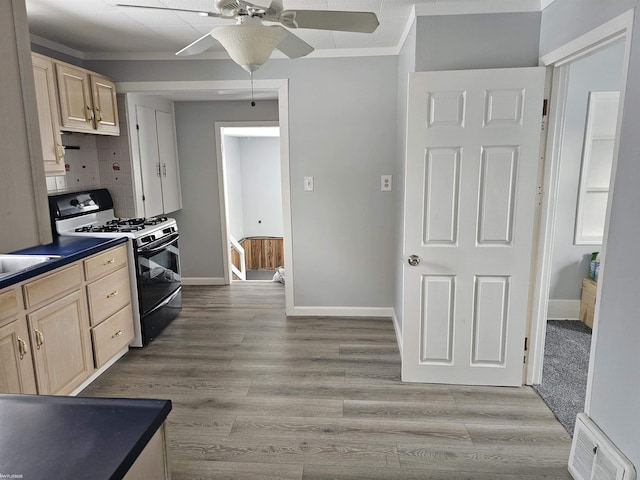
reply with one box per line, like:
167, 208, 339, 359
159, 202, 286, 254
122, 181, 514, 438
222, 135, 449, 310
216, 122, 284, 283
528, 10, 633, 430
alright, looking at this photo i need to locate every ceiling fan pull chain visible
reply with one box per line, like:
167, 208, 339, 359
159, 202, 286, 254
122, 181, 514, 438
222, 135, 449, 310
250, 71, 256, 107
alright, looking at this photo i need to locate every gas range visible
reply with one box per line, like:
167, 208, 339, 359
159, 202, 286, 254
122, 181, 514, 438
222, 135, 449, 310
49, 188, 179, 249
48, 188, 182, 347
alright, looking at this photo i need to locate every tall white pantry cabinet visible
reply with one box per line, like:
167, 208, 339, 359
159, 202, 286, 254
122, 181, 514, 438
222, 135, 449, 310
131, 103, 183, 218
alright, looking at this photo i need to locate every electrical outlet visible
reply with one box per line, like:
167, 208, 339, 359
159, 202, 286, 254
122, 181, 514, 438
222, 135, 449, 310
304, 176, 314, 191
381, 175, 392, 191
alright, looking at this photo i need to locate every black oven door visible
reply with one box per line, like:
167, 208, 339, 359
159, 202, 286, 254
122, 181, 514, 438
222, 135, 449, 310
136, 233, 181, 315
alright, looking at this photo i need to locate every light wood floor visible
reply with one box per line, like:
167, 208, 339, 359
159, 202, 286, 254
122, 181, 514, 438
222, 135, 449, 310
82, 283, 572, 479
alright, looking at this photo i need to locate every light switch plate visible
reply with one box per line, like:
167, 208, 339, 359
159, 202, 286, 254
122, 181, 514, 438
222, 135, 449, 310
304, 176, 314, 191
381, 175, 392, 191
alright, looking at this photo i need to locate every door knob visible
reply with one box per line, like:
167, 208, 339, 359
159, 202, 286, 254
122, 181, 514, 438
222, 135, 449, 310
408, 255, 421, 266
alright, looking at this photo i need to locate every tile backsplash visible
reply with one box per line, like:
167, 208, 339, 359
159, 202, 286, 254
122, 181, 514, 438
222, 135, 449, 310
46, 97, 137, 218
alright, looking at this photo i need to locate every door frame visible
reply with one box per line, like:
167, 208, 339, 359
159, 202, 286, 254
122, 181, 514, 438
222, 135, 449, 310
527, 10, 633, 402
116, 79, 295, 315
214, 120, 282, 284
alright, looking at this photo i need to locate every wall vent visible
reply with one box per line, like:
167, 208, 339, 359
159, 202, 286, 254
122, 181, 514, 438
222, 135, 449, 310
569, 413, 637, 480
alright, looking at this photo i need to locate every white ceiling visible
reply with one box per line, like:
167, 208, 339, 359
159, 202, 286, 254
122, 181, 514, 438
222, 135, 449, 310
25, 0, 549, 60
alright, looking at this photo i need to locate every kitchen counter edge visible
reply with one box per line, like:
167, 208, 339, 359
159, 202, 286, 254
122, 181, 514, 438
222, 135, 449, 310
0, 236, 128, 290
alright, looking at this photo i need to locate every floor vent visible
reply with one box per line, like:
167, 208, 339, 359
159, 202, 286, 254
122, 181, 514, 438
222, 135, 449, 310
569, 413, 636, 480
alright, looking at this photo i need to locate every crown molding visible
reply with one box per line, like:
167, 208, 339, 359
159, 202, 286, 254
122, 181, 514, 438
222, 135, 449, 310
30, 34, 86, 60
414, 0, 542, 16
540, 0, 558, 9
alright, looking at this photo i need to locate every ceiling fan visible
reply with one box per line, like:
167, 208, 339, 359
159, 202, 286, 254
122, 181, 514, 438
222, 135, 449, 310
117, 0, 380, 72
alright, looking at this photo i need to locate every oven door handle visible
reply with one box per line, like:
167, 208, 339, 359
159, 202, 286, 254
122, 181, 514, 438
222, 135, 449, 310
138, 233, 179, 256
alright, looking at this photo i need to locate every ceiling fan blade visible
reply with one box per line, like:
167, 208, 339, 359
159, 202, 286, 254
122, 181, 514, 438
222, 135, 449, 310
241, 0, 274, 8
279, 10, 379, 33
116, 3, 227, 18
175, 33, 218, 56
275, 29, 314, 59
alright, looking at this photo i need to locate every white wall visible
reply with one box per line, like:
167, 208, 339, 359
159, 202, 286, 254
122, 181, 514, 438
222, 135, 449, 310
239, 137, 282, 238
541, 0, 640, 468
223, 135, 244, 241
549, 41, 625, 301
394, 17, 417, 337
87, 56, 398, 308
416, 12, 541, 71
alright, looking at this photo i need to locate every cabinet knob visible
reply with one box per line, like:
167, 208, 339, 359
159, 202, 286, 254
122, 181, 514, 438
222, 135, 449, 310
104, 258, 115, 265
95, 107, 103, 122
17, 336, 28, 360
34, 329, 44, 349
106, 290, 119, 299
86, 105, 94, 123
111, 330, 123, 339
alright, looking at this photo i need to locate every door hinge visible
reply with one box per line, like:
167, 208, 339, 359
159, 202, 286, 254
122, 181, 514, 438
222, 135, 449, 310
524, 337, 528, 351
136, 124, 140, 130
542, 99, 548, 117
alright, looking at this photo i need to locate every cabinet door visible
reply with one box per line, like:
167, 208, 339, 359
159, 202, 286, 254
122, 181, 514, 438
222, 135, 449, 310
56, 63, 94, 133
136, 105, 164, 217
91, 74, 120, 135
28, 290, 93, 395
31, 53, 65, 176
0, 318, 37, 394
156, 110, 182, 213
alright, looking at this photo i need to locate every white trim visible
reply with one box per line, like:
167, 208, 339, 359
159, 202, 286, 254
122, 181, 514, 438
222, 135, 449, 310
540, 0, 558, 9
77, 46, 398, 62
181, 277, 226, 286
527, 64, 570, 384
546, 300, 581, 320
214, 120, 280, 286
391, 309, 403, 356
291, 306, 394, 318
397, 8, 417, 56
414, 0, 541, 16
528, 10, 634, 395
30, 34, 86, 60
539, 10, 634, 67
116, 79, 285, 95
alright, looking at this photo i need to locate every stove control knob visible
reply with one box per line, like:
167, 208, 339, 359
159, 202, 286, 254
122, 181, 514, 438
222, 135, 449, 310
140, 235, 154, 244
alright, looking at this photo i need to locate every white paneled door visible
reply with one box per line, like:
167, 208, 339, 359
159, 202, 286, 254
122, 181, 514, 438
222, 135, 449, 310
403, 67, 546, 386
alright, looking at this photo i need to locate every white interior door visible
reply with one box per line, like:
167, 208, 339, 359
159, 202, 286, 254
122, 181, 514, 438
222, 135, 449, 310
136, 105, 163, 218
402, 67, 546, 386
156, 110, 182, 214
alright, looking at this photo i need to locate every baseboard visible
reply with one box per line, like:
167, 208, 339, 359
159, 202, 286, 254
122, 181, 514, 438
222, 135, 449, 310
547, 299, 581, 320
391, 309, 403, 356
181, 277, 226, 286
290, 306, 394, 317
70, 347, 128, 396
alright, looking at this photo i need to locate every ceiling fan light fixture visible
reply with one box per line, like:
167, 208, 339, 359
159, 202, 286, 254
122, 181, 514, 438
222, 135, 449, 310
211, 23, 286, 72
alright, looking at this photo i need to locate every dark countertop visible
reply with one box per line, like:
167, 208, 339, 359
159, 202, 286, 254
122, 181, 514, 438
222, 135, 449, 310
0, 236, 128, 290
0, 394, 171, 480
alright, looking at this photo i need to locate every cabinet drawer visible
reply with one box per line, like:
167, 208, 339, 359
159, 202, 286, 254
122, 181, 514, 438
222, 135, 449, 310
92, 305, 134, 368
84, 244, 128, 282
23, 264, 82, 309
87, 267, 131, 326
0, 288, 18, 323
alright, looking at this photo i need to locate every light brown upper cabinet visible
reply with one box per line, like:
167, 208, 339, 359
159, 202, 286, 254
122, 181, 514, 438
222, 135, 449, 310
31, 53, 65, 176
55, 61, 119, 136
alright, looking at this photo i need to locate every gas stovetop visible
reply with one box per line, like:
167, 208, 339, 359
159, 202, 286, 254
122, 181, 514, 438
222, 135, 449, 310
55, 209, 177, 241
73, 216, 170, 233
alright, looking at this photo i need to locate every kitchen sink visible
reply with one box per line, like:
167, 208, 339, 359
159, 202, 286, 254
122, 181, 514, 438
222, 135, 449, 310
0, 255, 62, 278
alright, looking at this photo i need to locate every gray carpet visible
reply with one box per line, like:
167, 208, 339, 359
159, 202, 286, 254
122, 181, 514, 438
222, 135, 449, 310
533, 320, 592, 435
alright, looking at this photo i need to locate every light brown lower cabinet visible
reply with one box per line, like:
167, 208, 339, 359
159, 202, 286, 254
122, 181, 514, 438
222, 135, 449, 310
0, 316, 37, 394
27, 290, 94, 395
123, 423, 171, 480
0, 243, 134, 395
